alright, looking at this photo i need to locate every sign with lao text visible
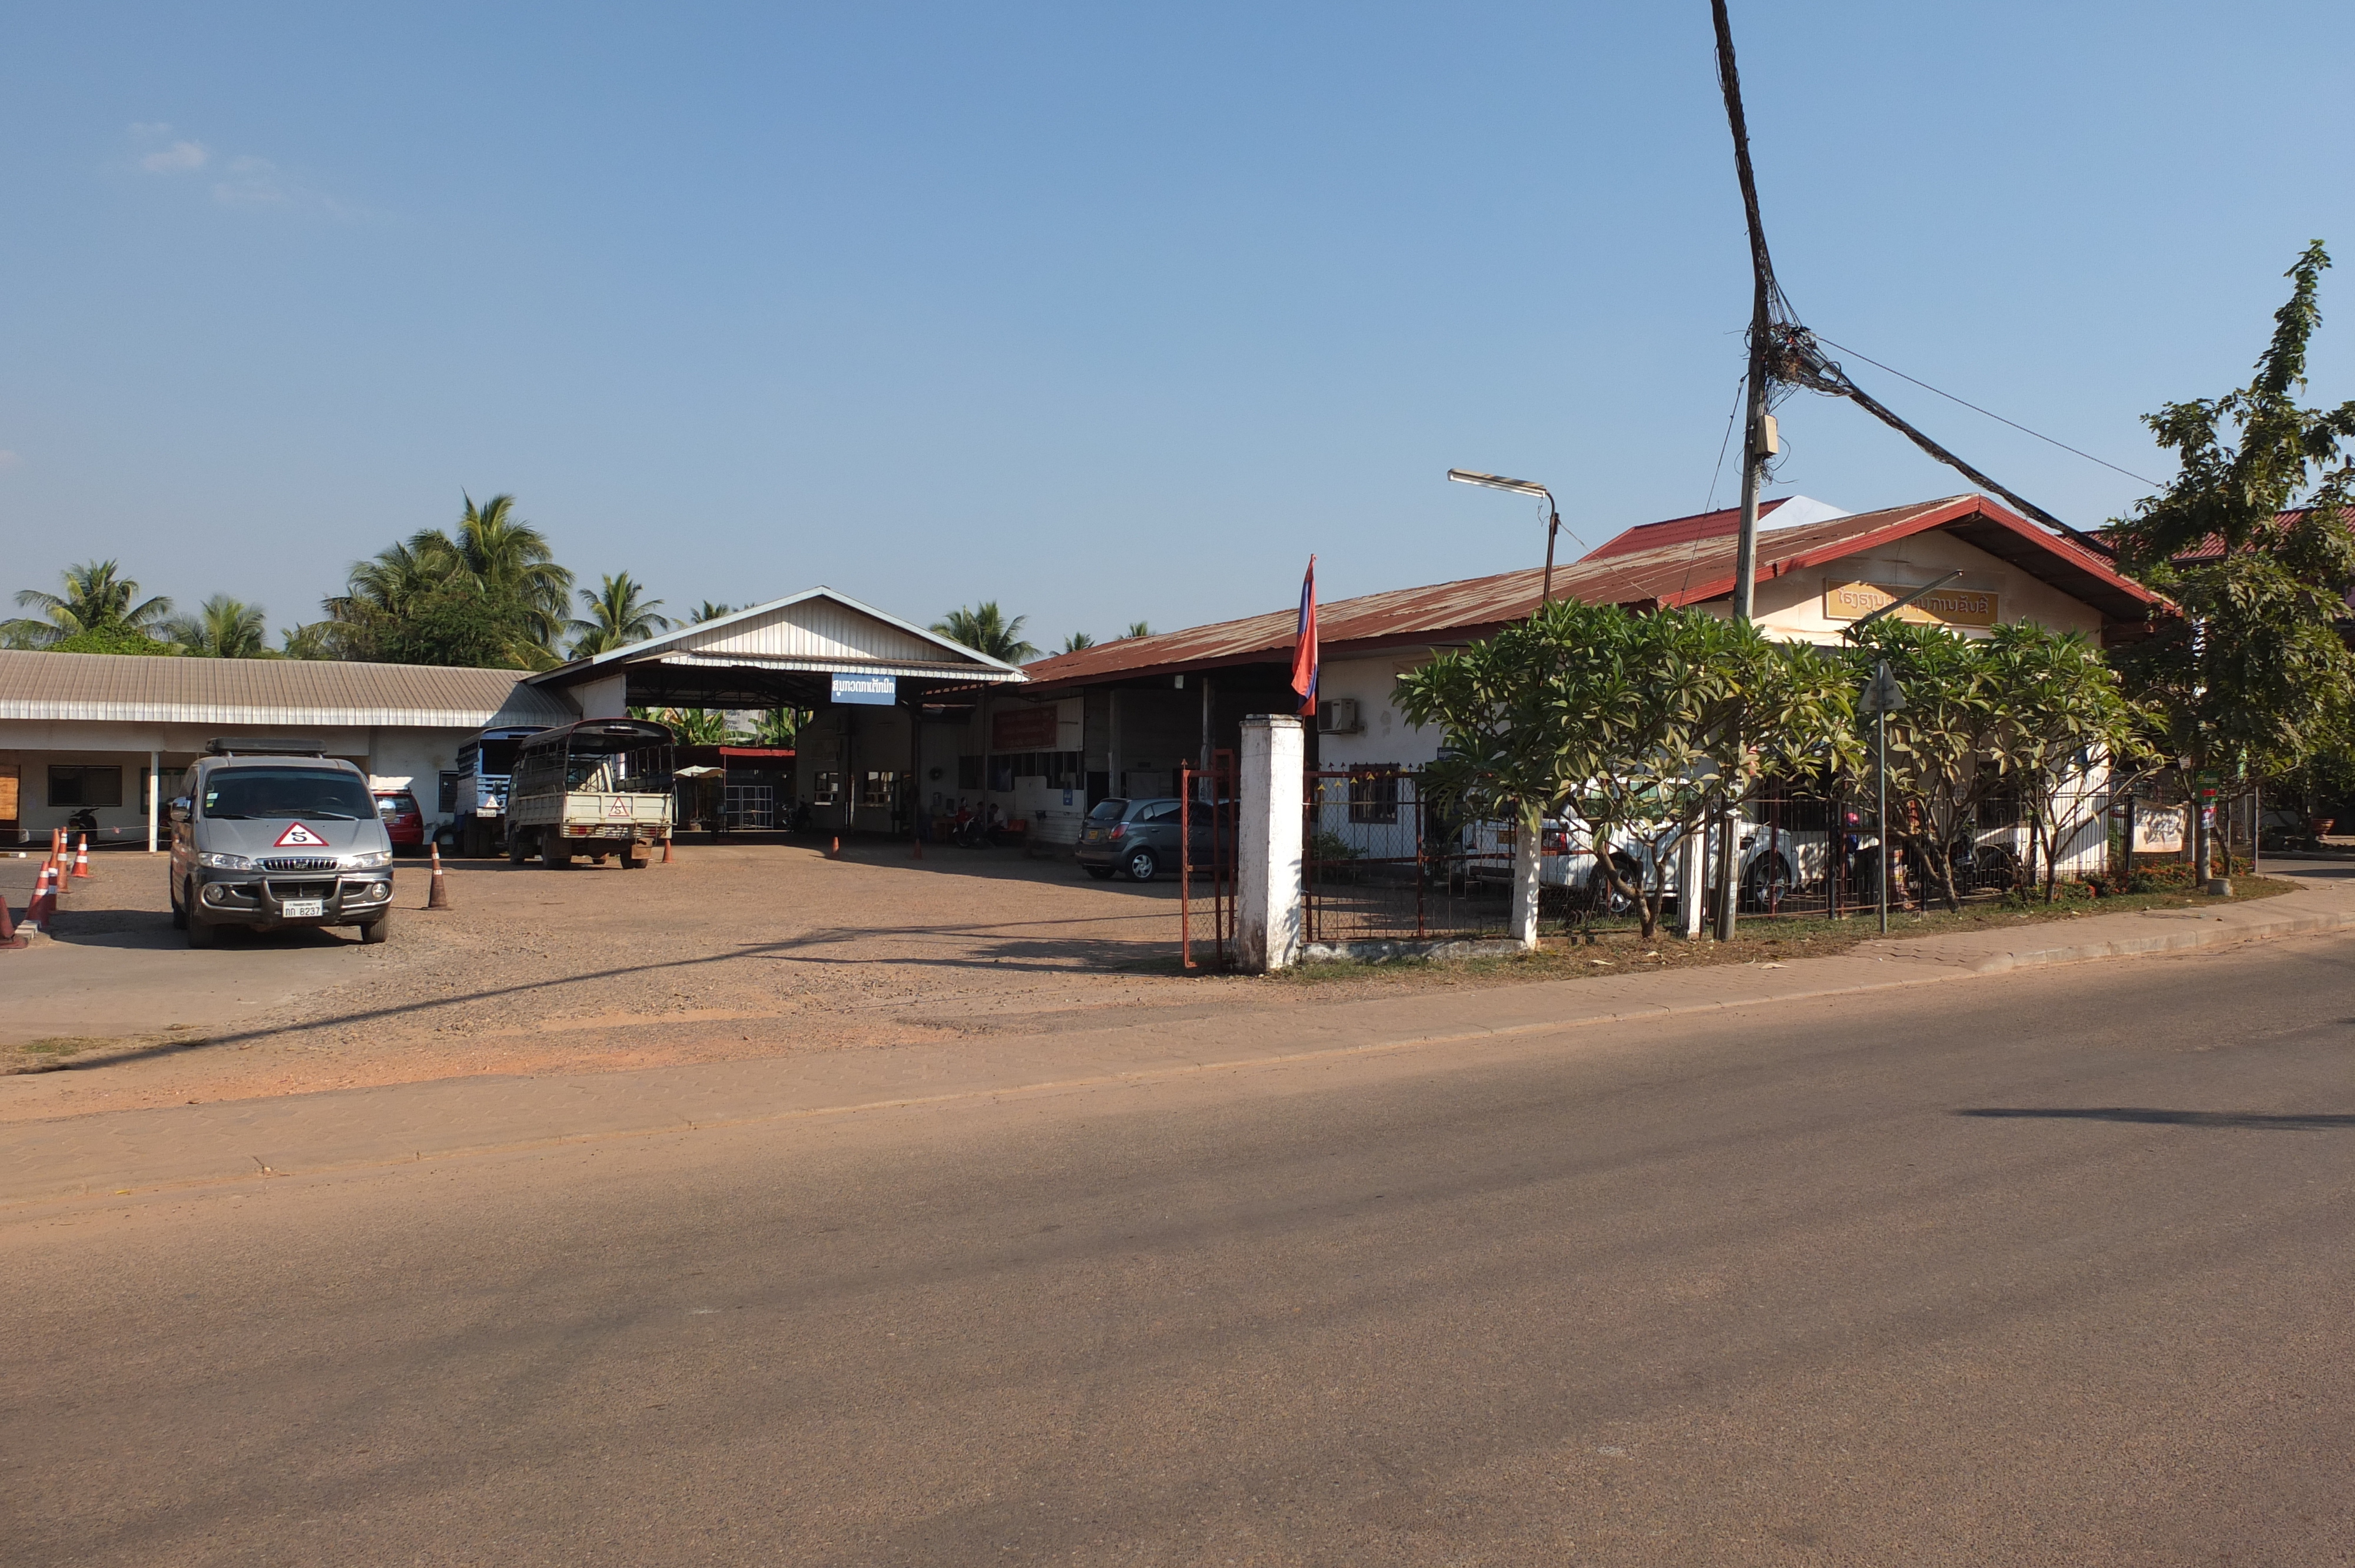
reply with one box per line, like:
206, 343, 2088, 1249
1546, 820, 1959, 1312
830, 672, 897, 706
991, 704, 1062, 751
1824, 579, 1999, 628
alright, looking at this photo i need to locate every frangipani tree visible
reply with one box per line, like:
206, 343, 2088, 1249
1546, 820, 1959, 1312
1397, 600, 1856, 941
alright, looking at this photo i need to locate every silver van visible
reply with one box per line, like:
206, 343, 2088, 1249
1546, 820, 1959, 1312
168, 740, 397, 948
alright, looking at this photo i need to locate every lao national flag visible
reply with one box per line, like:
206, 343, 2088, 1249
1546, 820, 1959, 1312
1290, 555, 1319, 717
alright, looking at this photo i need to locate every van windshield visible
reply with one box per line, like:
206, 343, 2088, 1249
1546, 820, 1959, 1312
1087, 799, 1127, 823
202, 768, 376, 820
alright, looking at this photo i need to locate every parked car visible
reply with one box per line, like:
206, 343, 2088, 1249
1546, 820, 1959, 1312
373, 789, 426, 854
1076, 796, 1217, 882
168, 740, 397, 948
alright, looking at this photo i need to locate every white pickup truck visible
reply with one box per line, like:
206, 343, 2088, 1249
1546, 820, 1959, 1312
503, 719, 675, 869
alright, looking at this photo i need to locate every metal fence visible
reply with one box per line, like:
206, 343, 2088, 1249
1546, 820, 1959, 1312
1303, 768, 1515, 944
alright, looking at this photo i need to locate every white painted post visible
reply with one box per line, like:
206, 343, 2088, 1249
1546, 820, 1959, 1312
148, 749, 161, 852
1508, 811, 1541, 950
1236, 715, 1305, 972
1680, 822, 1705, 939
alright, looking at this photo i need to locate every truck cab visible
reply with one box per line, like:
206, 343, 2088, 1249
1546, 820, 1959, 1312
450, 725, 548, 858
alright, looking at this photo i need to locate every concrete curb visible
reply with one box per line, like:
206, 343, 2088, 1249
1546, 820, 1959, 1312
1956, 903, 2355, 974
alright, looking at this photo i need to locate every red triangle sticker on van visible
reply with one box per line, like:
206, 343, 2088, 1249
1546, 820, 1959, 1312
274, 822, 329, 848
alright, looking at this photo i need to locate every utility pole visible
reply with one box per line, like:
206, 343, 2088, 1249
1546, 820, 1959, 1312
1711, 0, 1771, 942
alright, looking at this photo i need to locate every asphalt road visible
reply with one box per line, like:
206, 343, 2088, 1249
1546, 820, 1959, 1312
5, 936, 2352, 1566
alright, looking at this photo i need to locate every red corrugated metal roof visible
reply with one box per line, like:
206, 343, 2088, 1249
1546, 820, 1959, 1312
1019, 494, 2170, 692
1580, 497, 1800, 560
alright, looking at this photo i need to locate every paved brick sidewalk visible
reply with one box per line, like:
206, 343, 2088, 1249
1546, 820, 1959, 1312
7, 870, 2352, 1207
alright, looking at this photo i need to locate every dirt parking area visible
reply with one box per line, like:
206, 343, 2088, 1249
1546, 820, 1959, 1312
1, 840, 1280, 1118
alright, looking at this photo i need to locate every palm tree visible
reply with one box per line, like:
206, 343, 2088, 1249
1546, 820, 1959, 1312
1060, 631, 1096, 654
636, 706, 737, 744
931, 602, 1038, 663
280, 622, 337, 659
163, 596, 273, 658
5, 560, 174, 647
568, 572, 670, 658
1124, 620, 1153, 640
455, 493, 574, 655
691, 602, 738, 623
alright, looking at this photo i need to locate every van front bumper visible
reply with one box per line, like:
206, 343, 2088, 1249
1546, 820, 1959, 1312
194, 872, 396, 927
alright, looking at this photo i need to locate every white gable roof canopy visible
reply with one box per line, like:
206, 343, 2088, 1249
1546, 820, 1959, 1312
528, 587, 1028, 710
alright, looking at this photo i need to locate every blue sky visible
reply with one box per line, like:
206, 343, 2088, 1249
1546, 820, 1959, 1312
4, 2, 2351, 651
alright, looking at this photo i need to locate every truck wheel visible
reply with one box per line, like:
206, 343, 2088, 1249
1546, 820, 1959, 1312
542, 838, 575, 868
623, 847, 649, 869
508, 830, 532, 866
359, 908, 393, 945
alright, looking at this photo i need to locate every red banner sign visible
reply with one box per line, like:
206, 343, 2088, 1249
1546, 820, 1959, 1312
990, 705, 1061, 751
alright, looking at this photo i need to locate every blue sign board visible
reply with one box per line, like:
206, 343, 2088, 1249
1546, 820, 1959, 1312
831, 672, 897, 706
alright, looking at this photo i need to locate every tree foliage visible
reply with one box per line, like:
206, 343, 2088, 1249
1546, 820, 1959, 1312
5, 560, 174, 649
1396, 601, 1858, 939
1060, 630, 1097, 653
163, 596, 273, 659
326, 494, 578, 667
2109, 242, 2355, 790
567, 572, 670, 659
932, 602, 1038, 663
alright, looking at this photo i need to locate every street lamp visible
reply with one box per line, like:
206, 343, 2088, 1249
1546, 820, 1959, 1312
1446, 469, 1579, 604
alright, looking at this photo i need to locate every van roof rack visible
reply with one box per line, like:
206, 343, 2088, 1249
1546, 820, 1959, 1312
205, 738, 329, 757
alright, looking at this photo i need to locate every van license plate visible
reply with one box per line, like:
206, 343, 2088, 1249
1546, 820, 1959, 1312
281, 899, 326, 918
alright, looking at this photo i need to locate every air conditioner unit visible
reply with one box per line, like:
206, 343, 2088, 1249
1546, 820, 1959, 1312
1315, 699, 1362, 735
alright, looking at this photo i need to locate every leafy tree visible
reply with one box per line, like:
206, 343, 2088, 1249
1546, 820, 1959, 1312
364, 585, 530, 669
1397, 600, 1856, 941
749, 707, 805, 746
931, 602, 1038, 663
2109, 242, 2355, 875
280, 622, 337, 659
634, 706, 739, 744
1060, 631, 1097, 653
324, 495, 577, 668
163, 596, 273, 659
1842, 622, 2009, 911
691, 602, 738, 623
567, 572, 670, 658
49, 624, 178, 655
5, 560, 174, 647
1124, 621, 1153, 640
1981, 624, 2152, 902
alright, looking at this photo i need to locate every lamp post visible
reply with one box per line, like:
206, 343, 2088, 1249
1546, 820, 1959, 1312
1446, 470, 1578, 604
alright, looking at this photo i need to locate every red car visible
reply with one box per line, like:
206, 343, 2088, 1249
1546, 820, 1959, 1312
373, 789, 426, 853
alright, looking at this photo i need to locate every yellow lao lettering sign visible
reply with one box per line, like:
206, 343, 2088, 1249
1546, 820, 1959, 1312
1824, 579, 1999, 627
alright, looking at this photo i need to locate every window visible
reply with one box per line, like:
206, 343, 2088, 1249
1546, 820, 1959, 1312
1346, 767, 1400, 825
985, 750, 1084, 792
957, 755, 983, 790
201, 767, 373, 820
48, 765, 124, 810
860, 770, 898, 808
811, 771, 841, 806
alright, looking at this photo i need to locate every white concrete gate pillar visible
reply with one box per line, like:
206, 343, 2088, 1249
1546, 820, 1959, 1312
1236, 715, 1305, 973
1508, 812, 1541, 951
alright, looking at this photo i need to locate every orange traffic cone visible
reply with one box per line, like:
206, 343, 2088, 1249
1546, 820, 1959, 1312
26, 860, 57, 930
661, 832, 673, 865
51, 828, 65, 859
828, 835, 841, 859
71, 835, 92, 878
910, 836, 924, 859
426, 842, 451, 909
0, 886, 19, 947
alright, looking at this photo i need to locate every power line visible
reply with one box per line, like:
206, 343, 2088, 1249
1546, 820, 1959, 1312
1810, 334, 2165, 489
